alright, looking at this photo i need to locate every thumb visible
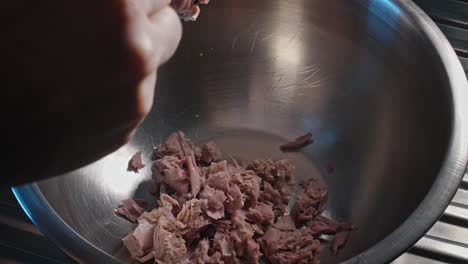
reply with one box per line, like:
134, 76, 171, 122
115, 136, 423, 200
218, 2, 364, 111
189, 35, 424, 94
134, 7, 181, 121
148, 6, 182, 65
124, 0, 182, 76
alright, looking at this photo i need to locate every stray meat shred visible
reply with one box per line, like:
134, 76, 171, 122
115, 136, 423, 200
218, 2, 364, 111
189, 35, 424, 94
128, 151, 145, 173
115, 199, 146, 223
171, 0, 211, 21
119, 131, 355, 263
279, 133, 313, 152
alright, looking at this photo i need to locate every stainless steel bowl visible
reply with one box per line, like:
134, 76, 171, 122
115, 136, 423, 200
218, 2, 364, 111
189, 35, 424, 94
13, 0, 468, 263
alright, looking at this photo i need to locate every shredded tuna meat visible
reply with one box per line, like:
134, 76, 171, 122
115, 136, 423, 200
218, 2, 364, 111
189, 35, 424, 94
230, 170, 261, 208
247, 159, 294, 184
200, 141, 221, 164
331, 230, 352, 255
262, 226, 321, 264
121, 131, 355, 263
205, 161, 231, 192
171, 0, 210, 21
183, 239, 223, 264
123, 207, 181, 260
293, 179, 328, 224
177, 199, 211, 241
199, 185, 226, 220
279, 132, 313, 152
114, 199, 146, 222
273, 215, 296, 231
159, 194, 180, 214
128, 151, 145, 173
247, 202, 274, 225
152, 214, 187, 263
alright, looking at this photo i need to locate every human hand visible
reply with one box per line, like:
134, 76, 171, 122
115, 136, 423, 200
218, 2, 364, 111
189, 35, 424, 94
1, 0, 182, 186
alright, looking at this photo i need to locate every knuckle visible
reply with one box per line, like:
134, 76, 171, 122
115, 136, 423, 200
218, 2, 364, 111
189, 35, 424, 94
157, 7, 183, 64
111, 0, 160, 125
128, 33, 157, 76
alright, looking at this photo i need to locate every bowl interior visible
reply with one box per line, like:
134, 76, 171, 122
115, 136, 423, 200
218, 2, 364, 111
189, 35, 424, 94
30, 0, 454, 263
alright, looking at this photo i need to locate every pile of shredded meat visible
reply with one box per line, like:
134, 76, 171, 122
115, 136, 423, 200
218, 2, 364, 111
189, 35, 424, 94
118, 131, 354, 263
171, 0, 210, 21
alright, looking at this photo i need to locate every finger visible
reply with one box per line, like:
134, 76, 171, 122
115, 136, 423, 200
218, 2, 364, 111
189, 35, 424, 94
128, 7, 181, 141
123, 1, 181, 76
148, 6, 182, 65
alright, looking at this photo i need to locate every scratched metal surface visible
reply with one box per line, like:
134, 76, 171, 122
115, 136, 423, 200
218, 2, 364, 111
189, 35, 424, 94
4, 0, 468, 263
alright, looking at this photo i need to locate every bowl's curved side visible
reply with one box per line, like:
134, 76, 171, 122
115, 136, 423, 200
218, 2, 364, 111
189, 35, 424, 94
342, 1, 468, 263
12, 184, 122, 264
12, 0, 468, 263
